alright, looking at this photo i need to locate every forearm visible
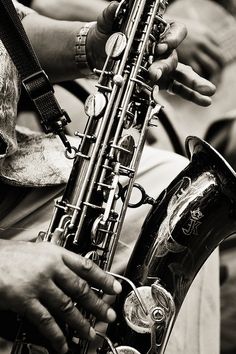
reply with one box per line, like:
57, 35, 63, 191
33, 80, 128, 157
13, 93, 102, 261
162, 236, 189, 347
30, 0, 107, 21
22, 13, 86, 82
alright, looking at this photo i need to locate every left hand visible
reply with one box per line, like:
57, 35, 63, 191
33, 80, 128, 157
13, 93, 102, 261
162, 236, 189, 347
86, 2, 216, 106
148, 19, 216, 106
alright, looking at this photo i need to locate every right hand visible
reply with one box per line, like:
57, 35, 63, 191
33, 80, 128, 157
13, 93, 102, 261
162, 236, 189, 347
176, 19, 225, 80
0, 240, 122, 354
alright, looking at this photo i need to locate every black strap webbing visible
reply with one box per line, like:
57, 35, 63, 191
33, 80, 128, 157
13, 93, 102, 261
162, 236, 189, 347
0, 0, 71, 151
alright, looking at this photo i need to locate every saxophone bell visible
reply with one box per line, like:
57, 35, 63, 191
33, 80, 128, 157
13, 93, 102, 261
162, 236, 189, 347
104, 136, 236, 354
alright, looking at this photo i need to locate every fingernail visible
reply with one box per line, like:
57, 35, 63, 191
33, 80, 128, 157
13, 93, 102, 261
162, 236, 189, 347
107, 308, 117, 322
89, 327, 96, 340
198, 84, 216, 95
113, 280, 122, 294
155, 68, 163, 81
156, 43, 168, 55
202, 97, 212, 107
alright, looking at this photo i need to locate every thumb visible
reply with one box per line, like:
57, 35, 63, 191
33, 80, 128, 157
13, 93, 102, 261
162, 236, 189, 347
97, 1, 119, 35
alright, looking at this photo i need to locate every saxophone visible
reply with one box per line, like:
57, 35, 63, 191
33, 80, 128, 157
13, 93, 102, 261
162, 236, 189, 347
11, 0, 236, 353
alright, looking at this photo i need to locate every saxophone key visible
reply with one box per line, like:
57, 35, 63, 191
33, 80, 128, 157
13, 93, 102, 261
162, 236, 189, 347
84, 92, 107, 118
75, 152, 91, 160
91, 215, 114, 246
112, 135, 135, 167
113, 74, 125, 87
95, 84, 113, 92
93, 68, 114, 77
130, 77, 152, 93
123, 286, 171, 335
105, 32, 127, 58
74, 131, 97, 143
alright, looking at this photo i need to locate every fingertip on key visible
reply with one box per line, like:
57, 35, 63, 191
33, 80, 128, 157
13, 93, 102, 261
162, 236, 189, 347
156, 43, 168, 55
113, 280, 122, 294
107, 308, 117, 322
200, 96, 212, 107
198, 83, 216, 96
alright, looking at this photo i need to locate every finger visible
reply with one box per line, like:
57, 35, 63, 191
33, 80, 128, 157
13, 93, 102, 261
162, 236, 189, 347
24, 299, 68, 354
170, 81, 212, 107
156, 20, 187, 55
205, 28, 221, 47
194, 51, 221, 77
200, 40, 224, 68
201, 40, 224, 67
41, 281, 99, 340
61, 250, 122, 295
97, 1, 119, 35
203, 43, 224, 68
189, 60, 203, 77
172, 63, 216, 96
54, 269, 117, 322
149, 50, 178, 84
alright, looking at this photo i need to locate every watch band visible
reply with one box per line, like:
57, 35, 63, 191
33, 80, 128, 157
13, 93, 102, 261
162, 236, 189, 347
75, 22, 97, 78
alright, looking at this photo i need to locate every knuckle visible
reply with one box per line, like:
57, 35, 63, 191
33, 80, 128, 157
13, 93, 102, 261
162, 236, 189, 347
38, 312, 54, 328
80, 257, 94, 272
95, 297, 109, 314
40, 244, 62, 268
78, 279, 90, 299
103, 273, 114, 289
192, 79, 199, 90
185, 65, 193, 74
59, 296, 74, 315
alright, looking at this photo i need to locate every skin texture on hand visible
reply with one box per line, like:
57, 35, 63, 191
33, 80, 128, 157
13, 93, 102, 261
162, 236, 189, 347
0, 240, 122, 354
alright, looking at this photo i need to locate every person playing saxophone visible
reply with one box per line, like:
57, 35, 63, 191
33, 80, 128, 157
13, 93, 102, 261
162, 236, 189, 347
0, 1, 216, 354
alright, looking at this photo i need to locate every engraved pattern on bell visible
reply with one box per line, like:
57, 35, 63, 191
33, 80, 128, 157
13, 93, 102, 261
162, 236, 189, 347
149, 173, 217, 259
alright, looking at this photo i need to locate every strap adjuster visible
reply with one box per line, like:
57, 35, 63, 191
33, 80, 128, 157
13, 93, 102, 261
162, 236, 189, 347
22, 70, 72, 151
22, 70, 54, 99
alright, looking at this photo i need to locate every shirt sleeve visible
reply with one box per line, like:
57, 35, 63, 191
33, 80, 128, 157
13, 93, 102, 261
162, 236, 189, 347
12, 0, 35, 20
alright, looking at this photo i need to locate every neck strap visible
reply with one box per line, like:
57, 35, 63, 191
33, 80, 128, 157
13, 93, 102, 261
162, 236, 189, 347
0, 0, 72, 151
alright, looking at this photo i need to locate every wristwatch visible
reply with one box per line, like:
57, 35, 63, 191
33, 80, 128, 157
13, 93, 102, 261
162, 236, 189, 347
75, 22, 97, 78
